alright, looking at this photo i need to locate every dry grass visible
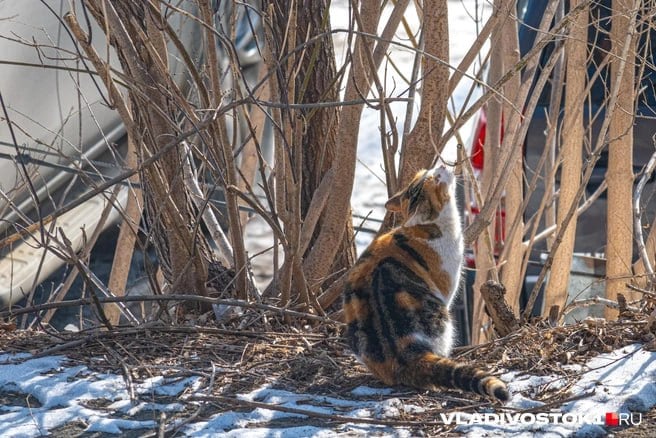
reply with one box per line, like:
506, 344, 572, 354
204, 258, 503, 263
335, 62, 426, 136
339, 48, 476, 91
0, 298, 655, 435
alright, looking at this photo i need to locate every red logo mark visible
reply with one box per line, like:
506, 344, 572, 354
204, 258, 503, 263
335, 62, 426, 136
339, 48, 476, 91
606, 412, 619, 427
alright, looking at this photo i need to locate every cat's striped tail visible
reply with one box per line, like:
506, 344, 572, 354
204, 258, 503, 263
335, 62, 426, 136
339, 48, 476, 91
396, 352, 510, 402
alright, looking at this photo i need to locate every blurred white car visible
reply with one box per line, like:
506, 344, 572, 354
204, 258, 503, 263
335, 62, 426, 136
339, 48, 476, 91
0, 0, 263, 307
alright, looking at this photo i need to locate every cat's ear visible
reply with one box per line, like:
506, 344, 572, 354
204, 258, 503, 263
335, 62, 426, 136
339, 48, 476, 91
385, 190, 404, 212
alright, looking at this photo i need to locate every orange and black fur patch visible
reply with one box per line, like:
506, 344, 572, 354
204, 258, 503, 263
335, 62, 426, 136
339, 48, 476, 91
343, 165, 509, 402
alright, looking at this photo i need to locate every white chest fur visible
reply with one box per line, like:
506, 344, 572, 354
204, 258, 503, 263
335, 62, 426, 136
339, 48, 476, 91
428, 234, 463, 307
428, 201, 464, 308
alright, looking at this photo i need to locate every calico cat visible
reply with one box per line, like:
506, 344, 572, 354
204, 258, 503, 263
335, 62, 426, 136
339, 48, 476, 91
343, 164, 509, 402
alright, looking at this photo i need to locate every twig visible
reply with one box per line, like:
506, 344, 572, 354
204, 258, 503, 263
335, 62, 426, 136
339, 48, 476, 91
99, 339, 137, 403
452, 331, 524, 357
0, 294, 335, 323
181, 141, 233, 268
524, 180, 607, 248
140, 406, 202, 438
634, 148, 656, 283
188, 394, 486, 427
626, 283, 656, 298
511, 389, 596, 414
317, 273, 347, 311
29, 324, 333, 358
41, 186, 127, 326
33, 338, 90, 358
459, 143, 499, 284
199, 0, 250, 300
0, 114, 224, 251
157, 412, 166, 438
561, 296, 640, 317
58, 228, 113, 331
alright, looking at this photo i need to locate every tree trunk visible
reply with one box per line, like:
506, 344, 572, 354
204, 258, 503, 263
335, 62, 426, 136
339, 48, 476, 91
606, 0, 638, 314
397, 0, 450, 186
295, 1, 356, 289
301, 0, 383, 295
543, 0, 588, 313
498, 3, 524, 315
265, 0, 356, 309
471, 0, 503, 345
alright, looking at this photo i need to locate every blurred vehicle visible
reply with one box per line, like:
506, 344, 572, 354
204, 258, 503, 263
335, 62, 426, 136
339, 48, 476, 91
462, 0, 656, 328
0, 1, 264, 307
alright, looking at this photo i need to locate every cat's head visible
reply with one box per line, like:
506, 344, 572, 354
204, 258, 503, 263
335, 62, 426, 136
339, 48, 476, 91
385, 165, 456, 224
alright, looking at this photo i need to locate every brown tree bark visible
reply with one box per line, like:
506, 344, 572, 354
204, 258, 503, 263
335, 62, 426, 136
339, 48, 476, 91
294, 1, 356, 287
543, 0, 588, 313
606, 0, 639, 314
301, 0, 383, 296
498, 3, 524, 315
471, 0, 504, 345
107, 135, 143, 324
264, 0, 356, 309
397, 0, 450, 186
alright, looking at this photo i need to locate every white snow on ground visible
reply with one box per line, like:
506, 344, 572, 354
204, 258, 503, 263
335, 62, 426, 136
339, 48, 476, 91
0, 353, 200, 436
456, 344, 656, 437
0, 345, 655, 436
